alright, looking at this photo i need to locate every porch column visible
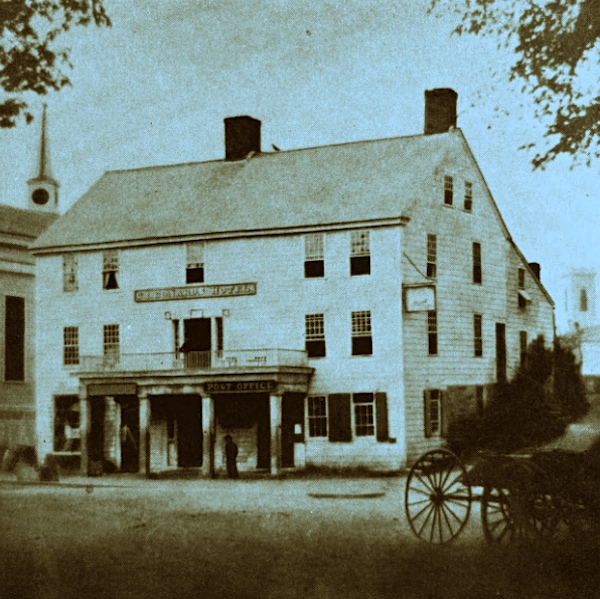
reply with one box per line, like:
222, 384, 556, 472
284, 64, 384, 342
78, 385, 90, 476
202, 395, 215, 477
269, 394, 283, 475
139, 394, 151, 476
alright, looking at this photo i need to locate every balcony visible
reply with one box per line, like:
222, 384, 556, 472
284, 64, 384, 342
77, 349, 309, 375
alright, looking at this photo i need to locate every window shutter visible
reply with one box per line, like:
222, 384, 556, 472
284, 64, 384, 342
423, 391, 432, 438
375, 392, 388, 441
328, 394, 352, 442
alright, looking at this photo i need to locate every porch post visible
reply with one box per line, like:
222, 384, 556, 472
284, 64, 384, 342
269, 394, 282, 475
139, 394, 151, 476
202, 395, 215, 477
78, 385, 90, 476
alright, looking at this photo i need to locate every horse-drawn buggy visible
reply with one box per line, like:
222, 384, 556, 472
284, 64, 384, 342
404, 440, 600, 544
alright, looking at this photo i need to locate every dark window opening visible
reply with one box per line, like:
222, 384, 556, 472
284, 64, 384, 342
103, 270, 119, 290
306, 339, 326, 358
304, 260, 324, 278
350, 255, 370, 276
352, 336, 372, 356
444, 176, 453, 206
472, 242, 482, 284
580, 289, 588, 312
5, 296, 25, 381
427, 310, 438, 356
186, 267, 204, 284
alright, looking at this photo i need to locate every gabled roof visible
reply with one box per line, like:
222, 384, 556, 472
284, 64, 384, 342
32, 132, 461, 253
0, 204, 58, 240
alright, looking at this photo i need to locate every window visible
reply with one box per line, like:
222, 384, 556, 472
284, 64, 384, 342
4, 296, 24, 381
186, 242, 204, 284
444, 175, 453, 205
350, 230, 370, 276
216, 317, 224, 354
304, 234, 324, 278
580, 289, 588, 312
63, 254, 78, 292
351, 310, 372, 356
305, 313, 326, 358
518, 268, 525, 290
308, 396, 327, 437
173, 319, 180, 353
353, 393, 374, 436
464, 181, 473, 211
53, 396, 80, 452
520, 331, 528, 366
427, 234, 437, 278
102, 250, 119, 290
103, 324, 120, 364
472, 242, 482, 284
474, 314, 483, 357
427, 310, 438, 356
63, 326, 79, 366
424, 389, 442, 437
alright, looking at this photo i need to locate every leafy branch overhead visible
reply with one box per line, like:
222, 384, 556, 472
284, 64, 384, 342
0, 0, 110, 127
430, 0, 600, 168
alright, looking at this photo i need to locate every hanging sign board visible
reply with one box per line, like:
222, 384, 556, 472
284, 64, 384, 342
403, 284, 436, 312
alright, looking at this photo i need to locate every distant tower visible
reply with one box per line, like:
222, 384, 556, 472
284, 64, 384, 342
27, 104, 59, 213
562, 268, 597, 331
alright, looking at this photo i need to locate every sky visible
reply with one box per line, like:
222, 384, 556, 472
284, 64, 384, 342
1, 0, 598, 305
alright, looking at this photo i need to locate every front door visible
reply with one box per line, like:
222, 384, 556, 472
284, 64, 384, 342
281, 394, 304, 468
183, 318, 211, 367
120, 397, 139, 473
177, 396, 203, 467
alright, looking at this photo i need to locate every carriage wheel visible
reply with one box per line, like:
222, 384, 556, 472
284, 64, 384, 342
405, 449, 472, 544
481, 462, 556, 545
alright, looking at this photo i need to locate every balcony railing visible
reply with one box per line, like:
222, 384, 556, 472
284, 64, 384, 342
77, 349, 308, 374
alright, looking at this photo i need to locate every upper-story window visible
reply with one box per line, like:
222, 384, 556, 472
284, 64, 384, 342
102, 250, 119, 290
464, 181, 473, 211
351, 310, 372, 355
444, 175, 453, 206
63, 254, 78, 292
103, 324, 120, 364
472, 242, 482, 284
186, 242, 204, 284
518, 268, 525, 290
63, 326, 80, 366
427, 234, 437, 279
305, 313, 326, 358
350, 230, 370, 276
580, 289, 588, 312
424, 389, 442, 437
304, 233, 324, 278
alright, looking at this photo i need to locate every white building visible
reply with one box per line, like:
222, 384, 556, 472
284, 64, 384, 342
32, 90, 554, 477
0, 106, 58, 452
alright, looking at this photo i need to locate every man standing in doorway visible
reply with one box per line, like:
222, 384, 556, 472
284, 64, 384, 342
224, 434, 239, 479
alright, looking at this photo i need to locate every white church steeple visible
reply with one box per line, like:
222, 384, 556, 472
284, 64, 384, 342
27, 104, 59, 213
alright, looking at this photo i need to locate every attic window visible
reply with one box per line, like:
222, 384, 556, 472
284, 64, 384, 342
102, 250, 119, 290
444, 176, 453, 206
350, 230, 370, 276
464, 181, 472, 211
304, 234, 324, 278
186, 242, 204, 284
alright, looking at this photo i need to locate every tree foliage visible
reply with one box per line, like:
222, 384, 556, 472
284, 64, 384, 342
447, 336, 589, 457
0, 0, 110, 127
430, 0, 600, 168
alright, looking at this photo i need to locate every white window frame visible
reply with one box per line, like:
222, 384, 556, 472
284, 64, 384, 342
63, 254, 78, 293
305, 313, 326, 358
102, 250, 119, 290
427, 234, 437, 279
444, 175, 453, 206
464, 181, 473, 211
352, 392, 375, 437
103, 324, 120, 363
186, 242, 205, 284
63, 326, 80, 366
308, 395, 327, 437
351, 310, 372, 356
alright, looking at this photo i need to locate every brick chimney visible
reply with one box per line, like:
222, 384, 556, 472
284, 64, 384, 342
528, 262, 541, 281
424, 88, 458, 135
224, 116, 261, 161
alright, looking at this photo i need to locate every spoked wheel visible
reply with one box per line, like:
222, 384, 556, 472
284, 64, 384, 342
405, 449, 472, 544
481, 461, 557, 545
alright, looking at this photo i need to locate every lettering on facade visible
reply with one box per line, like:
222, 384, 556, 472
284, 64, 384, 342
134, 282, 257, 303
204, 380, 276, 393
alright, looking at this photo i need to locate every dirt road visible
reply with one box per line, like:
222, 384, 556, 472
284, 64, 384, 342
0, 476, 597, 598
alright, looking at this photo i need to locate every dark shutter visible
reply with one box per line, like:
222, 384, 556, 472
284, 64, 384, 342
375, 392, 388, 441
5, 296, 25, 381
423, 391, 432, 438
328, 394, 352, 442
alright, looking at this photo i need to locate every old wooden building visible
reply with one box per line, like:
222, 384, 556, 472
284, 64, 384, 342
32, 90, 554, 476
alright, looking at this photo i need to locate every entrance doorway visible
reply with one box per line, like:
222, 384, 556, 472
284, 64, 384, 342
183, 318, 211, 367
177, 396, 203, 467
281, 394, 304, 468
119, 397, 139, 473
